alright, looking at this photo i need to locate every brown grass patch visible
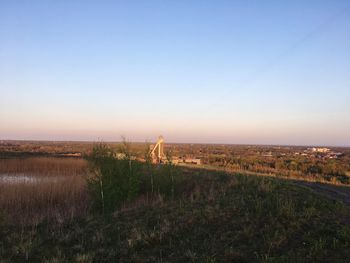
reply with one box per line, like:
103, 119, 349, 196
0, 157, 87, 176
0, 157, 89, 226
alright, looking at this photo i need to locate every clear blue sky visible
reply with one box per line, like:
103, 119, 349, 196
1, 0, 349, 146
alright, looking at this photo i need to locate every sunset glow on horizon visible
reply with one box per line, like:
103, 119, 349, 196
1, 1, 349, 146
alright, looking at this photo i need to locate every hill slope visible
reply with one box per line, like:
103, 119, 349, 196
1, 171, 350, 262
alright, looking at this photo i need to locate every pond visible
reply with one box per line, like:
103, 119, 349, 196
0, 174, 68, 184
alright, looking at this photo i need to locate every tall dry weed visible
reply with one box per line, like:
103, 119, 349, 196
0, 157, 89, 225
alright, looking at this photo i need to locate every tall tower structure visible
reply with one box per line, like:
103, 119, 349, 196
150, 136, 165, 163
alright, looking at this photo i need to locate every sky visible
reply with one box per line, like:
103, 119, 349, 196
0, 0, 349, 146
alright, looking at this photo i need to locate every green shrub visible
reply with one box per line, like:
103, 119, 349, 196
86, 143, 141, 214
87, 142, 186, 214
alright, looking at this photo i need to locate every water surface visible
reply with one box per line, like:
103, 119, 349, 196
0, 174, 68, 184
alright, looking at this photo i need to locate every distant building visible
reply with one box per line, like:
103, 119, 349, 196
262, 152, 273, 157
171, 156, 181, 165
308, 147, 330, 153
184, 158, 201, 165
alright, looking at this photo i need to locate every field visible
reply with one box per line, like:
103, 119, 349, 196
0, 157, 88, 225
1, 142, 350, 262
2, 140, 349, 184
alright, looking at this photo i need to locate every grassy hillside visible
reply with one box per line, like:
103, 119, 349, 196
1, 169, 350, 262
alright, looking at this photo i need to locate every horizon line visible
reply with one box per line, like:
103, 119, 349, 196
1, 138, 349, 148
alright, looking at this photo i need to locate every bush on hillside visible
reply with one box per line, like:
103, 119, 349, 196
86, 142, 183, 214
87, 143, 141, 214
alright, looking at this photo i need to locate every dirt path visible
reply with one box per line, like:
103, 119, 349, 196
295, 181, 350, 207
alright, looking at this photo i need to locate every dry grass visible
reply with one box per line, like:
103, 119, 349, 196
0, 157, 89, 226
3, 171, 350, 262
0, 157, 87, 176
1, 159, 350, 261
182, 163, 350, 187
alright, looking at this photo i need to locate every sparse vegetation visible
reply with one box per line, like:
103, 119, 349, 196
87, 143, 183, 214
1, 167, 350, 261
0, 157, 87, 175
1, 144, 350, 262
2, 141, 350, 184
87, 143, 142, 214
0, 157, 88, 226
